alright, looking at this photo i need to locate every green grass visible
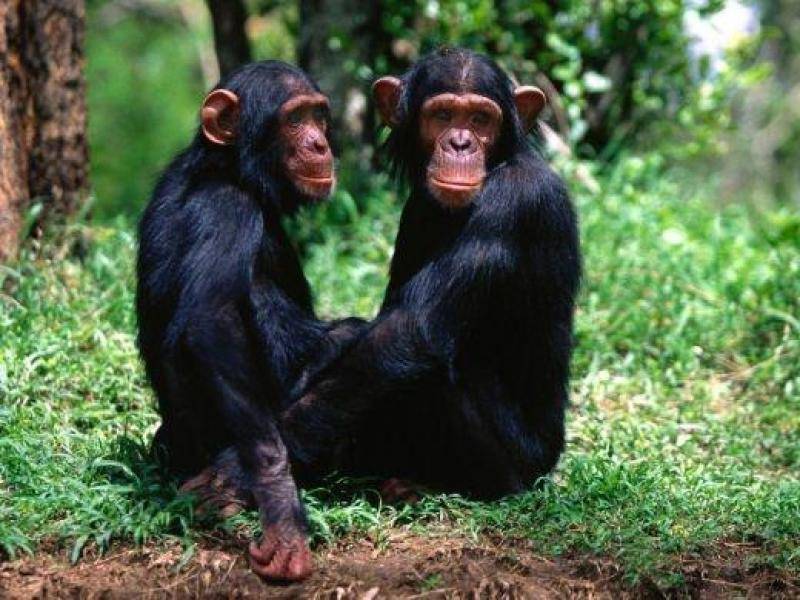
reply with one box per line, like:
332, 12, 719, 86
1, 155, 798, 589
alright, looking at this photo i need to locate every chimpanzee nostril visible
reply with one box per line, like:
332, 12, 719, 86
448, 131, 474, 153
309, 136, 328, 155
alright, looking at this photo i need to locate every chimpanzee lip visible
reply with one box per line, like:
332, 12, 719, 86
431, 176, 482, 190
295, 173, 334, 185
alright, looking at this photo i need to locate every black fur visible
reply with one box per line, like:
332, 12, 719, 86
137, 61, 363, 536
291, 48, 581, 499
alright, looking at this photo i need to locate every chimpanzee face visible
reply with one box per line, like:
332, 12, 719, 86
373, 74, 546, 209
200, 87, 335, 201
277, 93, 334, 199
418, 92, 503, 208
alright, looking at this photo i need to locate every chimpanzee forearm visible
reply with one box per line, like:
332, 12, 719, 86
226, 404, 308, 537
280, 308, 440, 481
177, 317, 309, 536
248, 276, 369, 403
289, 316, 368, 400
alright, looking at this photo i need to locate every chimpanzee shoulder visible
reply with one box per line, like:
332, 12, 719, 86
480, 151, 575, 229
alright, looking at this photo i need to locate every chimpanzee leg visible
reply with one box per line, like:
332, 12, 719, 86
332, 390, 522, 498
150, 364, 219, 479
282, 377, 561, 500
279, 309, 562, 498
165, 315, 313, 580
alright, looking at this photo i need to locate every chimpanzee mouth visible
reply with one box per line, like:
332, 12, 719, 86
431, 177, 483, 190
295, 173, 334, 185
294, 172, 336, 199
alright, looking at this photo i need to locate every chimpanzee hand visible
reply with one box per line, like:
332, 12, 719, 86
291, 317, 367, 401
180, 448, 253, 518
249, 523, 314, 581
379, 478, 428, 505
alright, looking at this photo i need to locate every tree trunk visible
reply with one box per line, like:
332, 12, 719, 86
0, 0, 89, 262
205, 0, 251, 78
298, 0, 386, 161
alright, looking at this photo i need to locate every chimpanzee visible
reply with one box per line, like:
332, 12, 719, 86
136, 61, 363, 581
286, 48, 581, 500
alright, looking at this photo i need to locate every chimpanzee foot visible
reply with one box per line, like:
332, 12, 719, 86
379, 478, 425, 504
180, 449, 253, 518
249, 526, 313, 581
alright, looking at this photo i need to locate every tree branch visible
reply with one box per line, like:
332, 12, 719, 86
205, 0, 251, 77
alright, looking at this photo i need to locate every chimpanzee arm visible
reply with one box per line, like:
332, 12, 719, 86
301, 158, 578, 388
167, 183, 308, 541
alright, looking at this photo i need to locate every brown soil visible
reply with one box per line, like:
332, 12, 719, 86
0, 534, 797, 599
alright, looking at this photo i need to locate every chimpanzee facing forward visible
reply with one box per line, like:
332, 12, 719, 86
287, 48, 580, 499
136, 61, 363, 581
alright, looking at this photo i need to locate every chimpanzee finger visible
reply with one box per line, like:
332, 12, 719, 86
379, 478, 423, 504
248, 539, 276, 565
179, 469, 213, 493
249, 539, 312, 581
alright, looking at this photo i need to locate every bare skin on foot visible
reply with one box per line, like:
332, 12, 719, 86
379, 478, 425, 505
179, 453, 253, 518
249, 525, 314, 581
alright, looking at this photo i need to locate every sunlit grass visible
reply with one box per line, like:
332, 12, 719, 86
1, 156, 798, 588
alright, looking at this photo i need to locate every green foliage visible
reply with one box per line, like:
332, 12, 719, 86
86, 3, 209, 220
715, 0, 800, 205
84, 1, 800, 220
380, 0, 726, 156
247, 1, 298, 62
83, 0, 746, 221
1, 158, 798, 588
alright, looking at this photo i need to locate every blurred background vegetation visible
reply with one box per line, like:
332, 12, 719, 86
77, 0, 788, 217
83, 0, 799, 220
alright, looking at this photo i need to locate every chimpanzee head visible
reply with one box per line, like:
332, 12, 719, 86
198, 61, 335, 208
373, 48, 546, 209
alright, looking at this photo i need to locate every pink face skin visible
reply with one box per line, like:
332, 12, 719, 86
372, 75, 548, 209
278, 92, 335, 199
200, 89, 336, 200
418, 93, 503, 208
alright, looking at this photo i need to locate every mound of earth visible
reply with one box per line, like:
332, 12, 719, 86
1, 534, 796, 598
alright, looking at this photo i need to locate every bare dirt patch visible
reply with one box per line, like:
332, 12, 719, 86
1, 534, 797, 599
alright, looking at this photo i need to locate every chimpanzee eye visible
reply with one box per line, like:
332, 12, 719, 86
472, 111, 490, 126
434, 109, 453, 122
288, 109, 303, 125
312, 106, 327, 123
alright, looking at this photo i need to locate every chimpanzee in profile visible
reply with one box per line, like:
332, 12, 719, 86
287, 48, 581, 500
136, 61, 363, 581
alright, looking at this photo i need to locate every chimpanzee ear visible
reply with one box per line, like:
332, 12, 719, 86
514, 86, 547, 133
372, 76, 403, 127
201, 89, 240, 145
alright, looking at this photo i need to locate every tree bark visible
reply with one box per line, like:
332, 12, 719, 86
298, 0, 385, 159
205, 0, 251, 78
0, 0, 89, 262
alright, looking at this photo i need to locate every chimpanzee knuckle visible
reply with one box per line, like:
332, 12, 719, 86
253, 439, 289, 466
265, 549, 290, 577
219, 502, 244, 518
180, 471, 211, 493
287, 547, 314, 579
249, 540, 275, 564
